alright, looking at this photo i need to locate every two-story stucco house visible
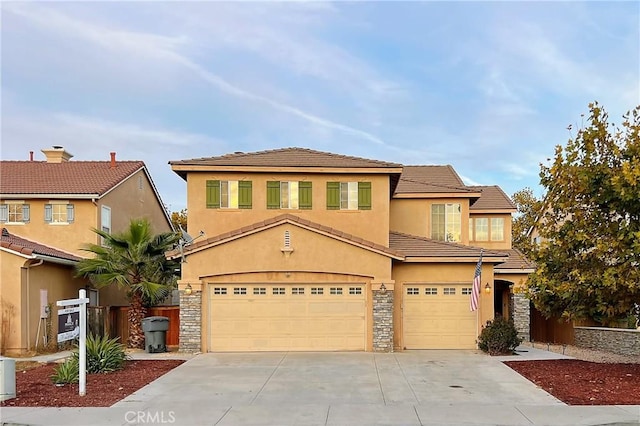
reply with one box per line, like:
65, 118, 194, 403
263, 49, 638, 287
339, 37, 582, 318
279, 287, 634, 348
169, 148, 532, 353
0, 146, 173, 355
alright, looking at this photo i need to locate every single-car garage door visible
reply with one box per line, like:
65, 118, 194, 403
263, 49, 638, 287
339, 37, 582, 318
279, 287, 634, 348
209, 284, 366, 351
403, 284, 476, 349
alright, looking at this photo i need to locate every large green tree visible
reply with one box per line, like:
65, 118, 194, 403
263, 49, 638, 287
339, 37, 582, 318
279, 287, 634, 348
527, 103, 640, 324
76, 219, 181, 348
511, 188, 543, 256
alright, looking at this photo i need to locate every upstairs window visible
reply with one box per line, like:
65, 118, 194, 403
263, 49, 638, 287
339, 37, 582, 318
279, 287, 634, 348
101, 205, 111, 246
267, 181, 312, 210
0, 202, 30, 223
206, 180, 252, 209
326, 181, 371, 210
490, 218, 504, 241
470, 217, 505, 242
431, 203, 461, 242
45, 202, 74, 224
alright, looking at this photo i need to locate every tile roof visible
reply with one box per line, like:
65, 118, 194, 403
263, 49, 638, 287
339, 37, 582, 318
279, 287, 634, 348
394, 165, 476, 194
1, 228, 81, 262
170, 147, 402, 169
469, 185, 516, 210
0, 161, 145, 196
172, 213, 404, 259
495, 248, 535, 270
389, 231, 507, 259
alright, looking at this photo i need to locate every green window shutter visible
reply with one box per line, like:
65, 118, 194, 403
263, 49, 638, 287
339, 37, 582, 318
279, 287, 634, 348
326, 182, 340, 210
44, 204, 53, 222
206, 180, 220, 209
358, 182, 372, 210
267, 181, 280, 209
299, 181, 312, 210
66, 204, 75, 223
238, 181, 252, 209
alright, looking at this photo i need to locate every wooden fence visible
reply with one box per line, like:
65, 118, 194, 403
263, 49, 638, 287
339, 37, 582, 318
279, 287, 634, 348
530, 307, 598, 345
88, 306, 180, 346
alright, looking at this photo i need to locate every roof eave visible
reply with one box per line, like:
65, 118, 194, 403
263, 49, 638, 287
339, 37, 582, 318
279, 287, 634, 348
470, 208, 517, 214
1, 194, 100, 199
170, 165, 404, 175
400, 256, 509, 263
393, 191, 483, 199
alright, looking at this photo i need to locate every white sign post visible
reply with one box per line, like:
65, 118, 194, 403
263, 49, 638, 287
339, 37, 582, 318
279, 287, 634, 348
57, 289, 90, 396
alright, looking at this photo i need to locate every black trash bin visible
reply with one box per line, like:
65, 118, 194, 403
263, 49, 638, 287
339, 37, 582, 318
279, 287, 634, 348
141, 316, 169, 353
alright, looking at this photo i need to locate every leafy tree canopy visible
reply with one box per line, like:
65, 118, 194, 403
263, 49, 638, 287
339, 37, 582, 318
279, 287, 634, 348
511, 187, 543, 257
171, 209, 188, 232
527, 102, 640, 324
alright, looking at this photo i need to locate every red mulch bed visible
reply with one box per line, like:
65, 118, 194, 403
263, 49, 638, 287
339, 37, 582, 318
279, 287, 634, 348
1, 360, 183, 407
505, 359, 640, 405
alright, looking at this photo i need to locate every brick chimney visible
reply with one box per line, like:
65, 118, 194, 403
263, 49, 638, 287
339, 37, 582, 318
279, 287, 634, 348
110, 152, 116, 168
41, 146, 73, 163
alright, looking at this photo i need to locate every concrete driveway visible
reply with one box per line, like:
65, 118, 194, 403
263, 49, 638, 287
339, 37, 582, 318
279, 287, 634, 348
4, 349, 639, 425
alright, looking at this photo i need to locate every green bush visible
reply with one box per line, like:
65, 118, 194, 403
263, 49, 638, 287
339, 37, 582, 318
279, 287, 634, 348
51, 358, 79, 384
477, 316, 522, 355
51, 334, 128, 384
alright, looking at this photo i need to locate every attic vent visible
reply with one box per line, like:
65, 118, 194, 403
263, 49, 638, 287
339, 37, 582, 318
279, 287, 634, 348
284, 231, 291, 248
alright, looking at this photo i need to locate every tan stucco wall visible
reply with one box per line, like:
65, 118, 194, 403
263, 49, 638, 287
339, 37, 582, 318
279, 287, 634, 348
469, 212, 513, 250
0, 199, 97, 256
0, 251, 86, 355
495, 272, 530, 291
99, 169, 172, 236
391, 262, 495, 350
187, 173, 391, 246
390, 198, 471, 244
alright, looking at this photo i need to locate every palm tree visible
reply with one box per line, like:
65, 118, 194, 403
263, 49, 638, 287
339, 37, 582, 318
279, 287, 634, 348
76, 218, 180, 349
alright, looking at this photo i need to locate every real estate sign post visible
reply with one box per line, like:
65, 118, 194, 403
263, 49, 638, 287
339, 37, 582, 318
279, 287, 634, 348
57, 289, 89, 396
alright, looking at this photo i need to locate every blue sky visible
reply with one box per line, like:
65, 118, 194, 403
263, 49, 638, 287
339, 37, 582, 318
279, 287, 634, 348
2, 1, 638, 212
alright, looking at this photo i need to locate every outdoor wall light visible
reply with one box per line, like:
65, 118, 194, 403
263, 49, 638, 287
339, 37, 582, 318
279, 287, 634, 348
484, 283, 491, 294
379, 283, 387, 294
184, 284, 192, 295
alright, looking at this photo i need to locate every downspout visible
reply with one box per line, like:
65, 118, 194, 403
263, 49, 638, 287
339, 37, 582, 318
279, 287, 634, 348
22, 259, 44, 351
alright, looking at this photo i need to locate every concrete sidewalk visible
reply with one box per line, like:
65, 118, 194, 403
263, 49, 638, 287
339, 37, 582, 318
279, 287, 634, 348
2, 348, 639, 426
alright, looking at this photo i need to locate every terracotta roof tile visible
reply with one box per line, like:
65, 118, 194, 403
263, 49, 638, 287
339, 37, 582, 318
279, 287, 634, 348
469, 185, 516, 210
395, 165, 475, 194
0, 161, 145, 196
170, 147, 402, 169
1, 228, 81, 262
495, 248, 535, 270
389, 231, 507, 259
173, 213, 403, 259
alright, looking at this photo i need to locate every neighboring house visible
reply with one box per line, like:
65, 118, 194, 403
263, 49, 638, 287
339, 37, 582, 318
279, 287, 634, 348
169, 148, 532, 353
0, 146, 173, 354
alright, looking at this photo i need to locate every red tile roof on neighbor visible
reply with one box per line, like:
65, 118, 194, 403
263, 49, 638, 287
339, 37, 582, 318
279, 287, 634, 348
0, 161, 145, 196
469, 185, 516, 210
389, 231, 507, 260
1, 228, 81, 262
395, 165, 477, 194
170, 147, 403, 169
171, 213, 405, 259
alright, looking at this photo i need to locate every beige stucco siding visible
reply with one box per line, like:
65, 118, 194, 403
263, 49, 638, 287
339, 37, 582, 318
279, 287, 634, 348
0, 251, 86, 355
99, 169, 172, 236
187, 173, 391, 246
391, 262, 494, 350
390, 198, 471, 244
1, 200, 97, 257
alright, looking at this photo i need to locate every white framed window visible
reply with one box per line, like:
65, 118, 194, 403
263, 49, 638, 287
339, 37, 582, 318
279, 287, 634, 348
330, 287, 343, 295
45, 201, 74, 224
471, 218, 489, 241
406, 288, 419, 295
443, 288, 456, 295
280, 181, 299, 209
425, 288, 438, 295
221, 181, 239, 209
491, 218, 504, 241
0, 202, 30, 224
340, 182, 359, 210
431, 203, 461, 242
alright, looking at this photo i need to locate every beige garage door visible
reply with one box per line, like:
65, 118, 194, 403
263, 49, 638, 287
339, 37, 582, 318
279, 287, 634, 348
209, 284, 366, 352
403, 284, 477, 349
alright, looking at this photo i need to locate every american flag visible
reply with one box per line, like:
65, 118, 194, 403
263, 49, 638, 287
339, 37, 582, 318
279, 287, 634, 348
470, 251, 483, 312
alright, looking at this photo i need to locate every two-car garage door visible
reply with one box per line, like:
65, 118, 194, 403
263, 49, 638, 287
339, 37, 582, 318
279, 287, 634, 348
209, 284, 366, 352
403, 284, 477, 349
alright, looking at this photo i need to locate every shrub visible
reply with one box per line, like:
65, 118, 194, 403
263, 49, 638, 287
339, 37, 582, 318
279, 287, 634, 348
51, 334, 128, 384
477, 316, 522, 355
51, 358, 79, 384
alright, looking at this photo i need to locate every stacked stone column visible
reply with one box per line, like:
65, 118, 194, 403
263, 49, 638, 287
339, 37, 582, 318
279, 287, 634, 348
373, 289, 393, 352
